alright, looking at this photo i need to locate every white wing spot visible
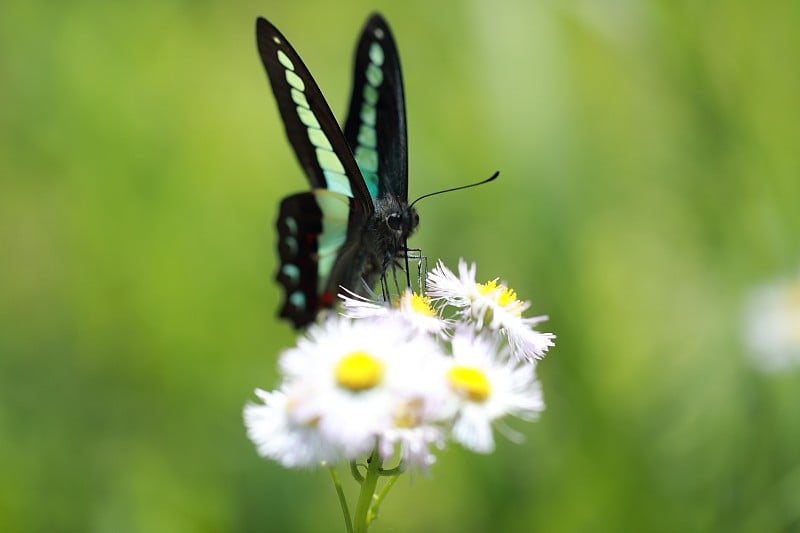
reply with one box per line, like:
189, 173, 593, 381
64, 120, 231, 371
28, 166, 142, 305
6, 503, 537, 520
368, 42, 384, 66
284, 236, 298, 257
272, 36, 281, 44
316, 149, 345, 174
374, 28, 384, 39
277, 50, 295, 71
281, 264, 301, 285
297, 106, 320, 129
290, 291, 306, 309
307, 128, 333, 151
285, 70, 305, 91
322, 170, 352, 197
291, 88, 310, 109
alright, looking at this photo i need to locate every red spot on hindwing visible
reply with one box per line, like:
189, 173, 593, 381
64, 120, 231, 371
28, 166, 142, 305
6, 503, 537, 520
320, 292, 334, 307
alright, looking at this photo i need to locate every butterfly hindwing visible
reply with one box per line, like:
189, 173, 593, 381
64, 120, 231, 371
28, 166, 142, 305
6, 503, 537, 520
343, 14, 409, 202
275, 193, 324, 326
276, 190, 365, 326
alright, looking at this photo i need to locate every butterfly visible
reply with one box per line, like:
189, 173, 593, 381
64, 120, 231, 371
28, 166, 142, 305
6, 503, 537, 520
255, 14, 418, 329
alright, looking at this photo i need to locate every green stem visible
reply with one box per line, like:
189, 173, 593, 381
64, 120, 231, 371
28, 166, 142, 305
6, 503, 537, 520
328, 467, 353, 533
369, 473, 400, 523
350, 460, 365, 483
353, 450, 381, 533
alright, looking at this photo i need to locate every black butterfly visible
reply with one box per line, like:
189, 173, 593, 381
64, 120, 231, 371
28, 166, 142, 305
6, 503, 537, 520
256, 14, 418, 329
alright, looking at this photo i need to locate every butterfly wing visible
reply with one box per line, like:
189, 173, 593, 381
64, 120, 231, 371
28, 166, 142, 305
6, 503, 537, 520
256, 17, 374, 328
343, 14, 409, 202
256, 17, 373, 204
276, 190, 367, 327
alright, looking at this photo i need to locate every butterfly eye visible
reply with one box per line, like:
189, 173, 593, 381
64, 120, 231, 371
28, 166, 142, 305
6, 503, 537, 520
387, 213, 402, 231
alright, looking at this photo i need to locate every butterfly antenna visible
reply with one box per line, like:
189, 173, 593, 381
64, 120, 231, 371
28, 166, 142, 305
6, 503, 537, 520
409, 171, 499, 209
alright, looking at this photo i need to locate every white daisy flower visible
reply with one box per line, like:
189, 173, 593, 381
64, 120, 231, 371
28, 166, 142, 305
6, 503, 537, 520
375, 395, 445, 473
339, 287, 450, 337
243, 388, 340, 468
744, 274, 800, 372
375, 350, 457, 471
337, 287, 389, 319
378, 423, 444, 473
426, 257, 480, 309
428, 259, 555, 362
442, 328, 545, 454
279, 315, 446, 459
396, 290, 451, 337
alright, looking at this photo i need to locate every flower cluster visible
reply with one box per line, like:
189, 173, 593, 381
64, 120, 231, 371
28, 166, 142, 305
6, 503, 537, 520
244, 259, 555, 472
744, 273, 800, 372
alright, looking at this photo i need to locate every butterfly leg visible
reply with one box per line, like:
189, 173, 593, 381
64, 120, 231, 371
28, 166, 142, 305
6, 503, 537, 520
378, 256, 401, 302
416, 252, 428, 294
390, 259, 402, 297
379, 272, 391, 303
400, 247, 427, 295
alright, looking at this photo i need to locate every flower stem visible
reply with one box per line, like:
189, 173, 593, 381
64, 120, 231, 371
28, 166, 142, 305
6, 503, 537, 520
353, 450, 381, 533
370, 472, 400, 523
328, 467, 353, 533
350, 460, 365, 483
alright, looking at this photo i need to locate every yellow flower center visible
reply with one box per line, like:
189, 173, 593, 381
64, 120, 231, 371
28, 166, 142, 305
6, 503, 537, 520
393, 398, 424, 428
336, 351, 384, 391
497, 286, 518, 308
476, 279, 499, 297
286, 397, 320, 427
476, 279, 522, 316
407, 292, 436, 317
788, 281, 800, 307
447, 366, 492, 402
785, 281, 800, 343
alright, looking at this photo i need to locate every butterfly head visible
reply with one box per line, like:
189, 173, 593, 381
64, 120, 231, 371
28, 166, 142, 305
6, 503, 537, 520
374, 195, 419, 248
386, 205, 419, 236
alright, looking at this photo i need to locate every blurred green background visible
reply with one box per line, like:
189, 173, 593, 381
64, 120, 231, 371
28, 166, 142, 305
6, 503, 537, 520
2, 0, 800, 531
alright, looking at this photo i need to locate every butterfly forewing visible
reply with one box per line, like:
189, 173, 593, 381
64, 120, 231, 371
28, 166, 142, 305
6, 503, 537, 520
256, 17, 373, 206
343, 14, 409, 202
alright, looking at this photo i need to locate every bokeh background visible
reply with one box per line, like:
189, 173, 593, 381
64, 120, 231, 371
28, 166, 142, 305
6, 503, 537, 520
2, 0, 800, 531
